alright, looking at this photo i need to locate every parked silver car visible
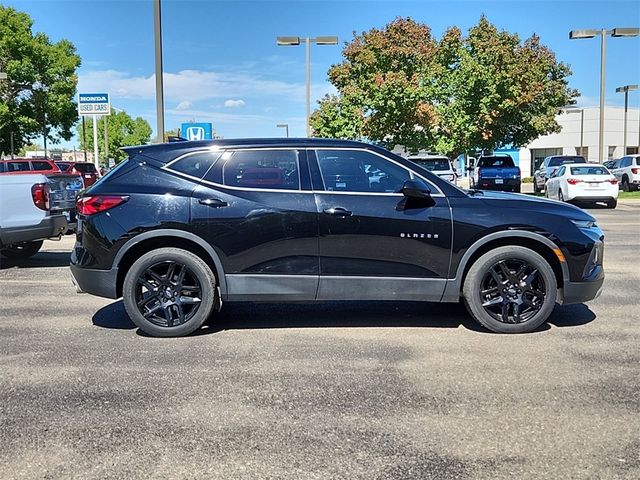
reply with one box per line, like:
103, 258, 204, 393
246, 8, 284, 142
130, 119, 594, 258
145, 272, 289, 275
407, 154, 457, 184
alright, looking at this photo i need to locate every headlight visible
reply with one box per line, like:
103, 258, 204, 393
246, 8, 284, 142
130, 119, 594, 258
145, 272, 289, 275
570, 219, 596, 229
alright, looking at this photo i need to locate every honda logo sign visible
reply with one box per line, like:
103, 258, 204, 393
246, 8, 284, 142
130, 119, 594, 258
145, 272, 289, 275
180, 123, 213, 141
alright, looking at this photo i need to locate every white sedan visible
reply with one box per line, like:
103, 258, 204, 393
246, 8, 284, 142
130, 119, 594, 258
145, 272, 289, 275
545, 163, 618, 209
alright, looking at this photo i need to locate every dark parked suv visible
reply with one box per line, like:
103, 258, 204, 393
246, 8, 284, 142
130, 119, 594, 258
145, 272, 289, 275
71, 139, 604, 336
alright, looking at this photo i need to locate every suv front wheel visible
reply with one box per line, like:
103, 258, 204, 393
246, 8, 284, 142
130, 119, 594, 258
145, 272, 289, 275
122, 247, 217, 337
463, 246, 557, 333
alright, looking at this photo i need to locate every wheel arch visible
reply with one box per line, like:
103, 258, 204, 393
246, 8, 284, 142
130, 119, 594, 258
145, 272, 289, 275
114, 229, 226, 298
442, 230, 568, 302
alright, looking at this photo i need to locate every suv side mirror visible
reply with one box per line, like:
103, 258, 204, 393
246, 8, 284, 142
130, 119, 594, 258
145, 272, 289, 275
402, 179, 431, 199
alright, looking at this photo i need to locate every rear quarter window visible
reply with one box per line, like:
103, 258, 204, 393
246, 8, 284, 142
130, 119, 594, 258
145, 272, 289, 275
74, 163, 97, 173
31, 161, 55, 171
167, 151, 221, 179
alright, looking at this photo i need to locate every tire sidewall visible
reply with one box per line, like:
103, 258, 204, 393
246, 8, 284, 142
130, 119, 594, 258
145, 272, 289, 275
0, 240, 43, 259
122, 248, 216, 337
463, 246, 557, 334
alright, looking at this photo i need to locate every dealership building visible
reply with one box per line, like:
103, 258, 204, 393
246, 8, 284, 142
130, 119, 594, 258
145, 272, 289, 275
492, 106, 640, 177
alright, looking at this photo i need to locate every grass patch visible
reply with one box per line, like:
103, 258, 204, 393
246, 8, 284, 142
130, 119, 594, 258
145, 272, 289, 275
619, 191, 640, 199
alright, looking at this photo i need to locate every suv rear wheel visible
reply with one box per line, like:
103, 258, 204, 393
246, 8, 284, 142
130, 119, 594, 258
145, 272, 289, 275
463, 246, 557, 333
122, 247, 216, 337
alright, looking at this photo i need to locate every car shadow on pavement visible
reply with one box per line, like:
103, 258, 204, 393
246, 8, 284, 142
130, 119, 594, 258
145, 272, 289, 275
92, 300, 597, 336
0, 251, 71, 270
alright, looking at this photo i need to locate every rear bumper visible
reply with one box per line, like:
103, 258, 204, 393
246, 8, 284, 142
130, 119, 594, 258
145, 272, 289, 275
70, 263, 119, 298
569, 196, 616, 203
0, 215, 67, 247
477, 178, 521, 191
560, 266, 604, 305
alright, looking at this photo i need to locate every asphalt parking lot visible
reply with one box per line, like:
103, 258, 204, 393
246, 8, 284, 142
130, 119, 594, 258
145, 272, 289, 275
1, 202, 638, 480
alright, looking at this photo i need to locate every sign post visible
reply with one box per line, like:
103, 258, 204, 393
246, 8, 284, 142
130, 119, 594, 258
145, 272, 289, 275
78, 93, 110, 168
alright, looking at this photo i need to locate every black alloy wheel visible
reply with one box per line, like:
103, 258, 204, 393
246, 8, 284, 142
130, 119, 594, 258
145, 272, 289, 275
123, 247, 216, 337
135, 261, 202, 327
462, 246, 557, 333
480, 259, 545, 324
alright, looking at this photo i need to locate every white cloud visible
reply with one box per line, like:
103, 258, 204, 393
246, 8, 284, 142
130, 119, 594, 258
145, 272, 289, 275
224, 99, 245, 108
175, 100, 192, 110
77, 69, 335, 104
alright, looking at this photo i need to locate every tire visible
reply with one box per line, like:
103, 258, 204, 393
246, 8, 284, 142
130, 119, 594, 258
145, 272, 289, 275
0, 240, 44, 259
514, 185, 521, 193
621, 176, 630, 192
122, 247, 217, 337
607, 199, 617, 209
462, 246, 557, 333
533, 182, 540, 193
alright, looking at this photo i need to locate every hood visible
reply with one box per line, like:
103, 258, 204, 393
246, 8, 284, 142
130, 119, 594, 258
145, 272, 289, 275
474, 190, 596, 222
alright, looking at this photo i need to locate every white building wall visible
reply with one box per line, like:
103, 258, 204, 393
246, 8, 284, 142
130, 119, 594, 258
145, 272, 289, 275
518, 106, 640, 177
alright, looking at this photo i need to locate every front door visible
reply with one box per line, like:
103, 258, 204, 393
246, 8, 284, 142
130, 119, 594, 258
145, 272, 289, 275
309, 148, 452, 302
191, 148, 319, 301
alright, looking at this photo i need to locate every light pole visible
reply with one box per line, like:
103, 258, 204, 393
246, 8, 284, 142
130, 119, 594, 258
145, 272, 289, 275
153, 0, 165, 143
276, 123, 289, 137
564, 107, 585, 156
615, 84, 639, 155
569, 27, 640, 163
277, 35, 338, 137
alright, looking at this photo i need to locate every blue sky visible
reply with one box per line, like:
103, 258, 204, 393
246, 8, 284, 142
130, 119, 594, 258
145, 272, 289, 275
6, 0, 640, 147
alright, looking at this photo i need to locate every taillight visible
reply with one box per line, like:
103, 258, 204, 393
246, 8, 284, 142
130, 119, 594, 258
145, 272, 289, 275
31, 183, 50, 210
567, 178, 582, 185
607, 178, 618, 185
632, 168, 639, 174
76, 195, 128, 215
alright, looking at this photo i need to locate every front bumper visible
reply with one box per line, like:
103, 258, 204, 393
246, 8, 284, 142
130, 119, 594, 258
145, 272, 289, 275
560, 265, 604, 305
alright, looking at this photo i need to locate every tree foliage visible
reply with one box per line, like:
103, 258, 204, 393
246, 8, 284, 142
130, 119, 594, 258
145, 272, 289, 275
0, 6, 81, 154
77, 109, 152, 163
311, 16, 578, 156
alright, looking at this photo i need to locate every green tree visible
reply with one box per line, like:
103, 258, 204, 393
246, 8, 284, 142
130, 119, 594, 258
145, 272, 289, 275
77, 109, 152, 164
0, 6, 81, 154
311, 16, 578, 156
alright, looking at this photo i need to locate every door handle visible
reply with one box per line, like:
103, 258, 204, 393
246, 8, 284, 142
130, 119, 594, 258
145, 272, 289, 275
199, 198, 228, 208
323, 207, 352, 217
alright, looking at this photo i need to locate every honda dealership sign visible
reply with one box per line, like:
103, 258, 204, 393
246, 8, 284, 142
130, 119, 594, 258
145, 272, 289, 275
180, 123, 213, 141
78, 93, 110, 116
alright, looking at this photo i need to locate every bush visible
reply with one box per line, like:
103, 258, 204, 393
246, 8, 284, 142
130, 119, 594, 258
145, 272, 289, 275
522, 177, 534, 183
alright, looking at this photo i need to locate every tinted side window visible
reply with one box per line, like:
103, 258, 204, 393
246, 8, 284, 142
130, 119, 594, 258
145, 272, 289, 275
222, 150, 300, 190
622, 157, 632, 168
168, 151, 221, 179
74, 163, 97, 173
7, 161, 31, 172
32, 161, 54, 171
316, 149, 410, 193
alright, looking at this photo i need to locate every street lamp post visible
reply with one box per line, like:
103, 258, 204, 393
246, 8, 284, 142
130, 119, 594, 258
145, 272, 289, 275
277, 35, 338, 137
616, 84, 639, 155
569, 27, 640, 163
153, 0, 165, 143
276, 123, 289, 137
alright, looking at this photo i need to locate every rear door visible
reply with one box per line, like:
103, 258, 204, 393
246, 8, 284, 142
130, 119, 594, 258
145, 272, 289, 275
190, 148, 319, 301
310, 148, 452, 302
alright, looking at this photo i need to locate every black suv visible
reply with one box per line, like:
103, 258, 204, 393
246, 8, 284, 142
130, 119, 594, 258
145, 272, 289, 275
71, 139, 604, 336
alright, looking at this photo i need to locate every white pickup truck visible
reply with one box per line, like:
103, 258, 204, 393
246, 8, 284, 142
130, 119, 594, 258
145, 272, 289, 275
0, 173, 68, 259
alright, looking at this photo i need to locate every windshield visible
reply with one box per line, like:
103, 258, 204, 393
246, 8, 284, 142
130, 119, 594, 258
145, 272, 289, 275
411, 158, 450, 171
549, 156, 584, 167
478, 156, 515, 168
570, 166, 609, 176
